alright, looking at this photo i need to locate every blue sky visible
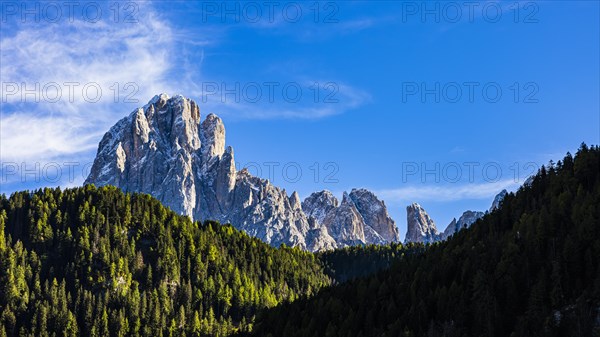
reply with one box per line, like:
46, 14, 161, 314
1, 1, 598, 237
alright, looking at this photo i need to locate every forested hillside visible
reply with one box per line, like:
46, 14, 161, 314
318, 243, 421, 284
2, 145, 599, 337
249, 144, 600, 337
0, 185, 331, 336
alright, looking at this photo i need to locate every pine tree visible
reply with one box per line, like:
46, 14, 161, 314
0, 210, 6, 252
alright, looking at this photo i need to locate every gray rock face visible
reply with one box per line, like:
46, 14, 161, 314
440, 210, 485, 240
441, 218, 458, 240
405, 203, 439, 244
302, 190, 339, 225
349, 188, 400, 243
301, 189, 400, 247
490, 189, 508, 212
407, 189, 509, 243
86, 94, 398, 251
322, 192, 367, 246
86, 94, 202, 218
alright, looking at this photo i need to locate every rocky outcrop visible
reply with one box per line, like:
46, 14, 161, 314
86, 94, 399, 251
302, 190, 339, 225
321, 192, 367, 246
301, 189, 400, 247
85, 94, 202, 218
348, 189, 400, 243
410, 190, 510, 243
405, 203, 439, 244
440, 210, 485, 240
490, 189, 508, 212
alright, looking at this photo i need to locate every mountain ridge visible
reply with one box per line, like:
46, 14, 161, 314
405, 189, 507, 243
86, 94, 400, 251
248, 145, 600, 336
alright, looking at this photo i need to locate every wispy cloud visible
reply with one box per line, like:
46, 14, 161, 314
196, 81, 371, 120
0, 0, 373, 190
0, 3, 198, 165
375, 179, 518, 203
0, 113, 101, 162
1, 16, 176, 106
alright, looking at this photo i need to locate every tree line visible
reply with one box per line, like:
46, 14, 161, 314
0, 185, 332, 336
247, 144, 600, 337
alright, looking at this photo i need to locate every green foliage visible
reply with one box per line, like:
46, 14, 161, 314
250, 144, 600, 337
4, 145, 599, 336
0, 185, 330, 336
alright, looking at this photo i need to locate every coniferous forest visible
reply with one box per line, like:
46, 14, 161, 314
0, 185, 332, 336
0, 144, 599, 337
248, 144, 600, 337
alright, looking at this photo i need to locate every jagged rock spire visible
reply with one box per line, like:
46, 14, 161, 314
86, 94, 401, 252
405, 203, 439, 244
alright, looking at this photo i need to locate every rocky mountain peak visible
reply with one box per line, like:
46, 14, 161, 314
348, 188, 400, 243
490, 189, 508, 212
440, 210, 485, 240
405, 203, 439, 243
302, 190, 339, 225
201, 113, 226, 159
322, 192, 366, 247
145, 93, 201, 152
86, 94, 402, 252
289, 191, 302, 211
144, 93, 169, 110
85, 94, 202, 218
408, 189, 510, 244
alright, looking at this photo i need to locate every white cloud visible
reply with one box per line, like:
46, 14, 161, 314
195, 81, 371, 120
0, 113, 102, 162
0, 2, 372, 169
1, 18, 176, 106
375, 179, 518, 203
0, 3, 191, 164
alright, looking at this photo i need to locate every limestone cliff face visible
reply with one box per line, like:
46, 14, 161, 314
348, 189, 400, 243
302, 189, 401, 247
302, 190, 339, 225
406, 190, 509, 243
490, 189, 508, 212
86, 94, 202, 218
405, 203, 439, 244
440, 210, 485, 240
86, 94, 398, 251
